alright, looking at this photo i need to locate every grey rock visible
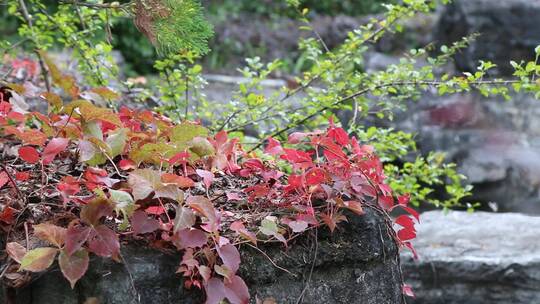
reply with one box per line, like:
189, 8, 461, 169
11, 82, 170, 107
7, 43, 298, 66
387, 91, 540, 214
5, 209, 403, 304
402, 210, 540, 304
436, 0, 540, 76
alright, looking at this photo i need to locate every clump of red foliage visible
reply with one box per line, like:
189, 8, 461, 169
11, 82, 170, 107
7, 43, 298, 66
0, 58, 418, 303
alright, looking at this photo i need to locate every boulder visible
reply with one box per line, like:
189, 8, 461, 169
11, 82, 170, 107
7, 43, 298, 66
3, 209, 403, 304
402, 211, 540, 304
389, 91, 540, 214
435, 0, 540, 76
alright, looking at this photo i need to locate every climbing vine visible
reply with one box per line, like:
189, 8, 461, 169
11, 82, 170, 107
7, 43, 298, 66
0, 57, 417, 302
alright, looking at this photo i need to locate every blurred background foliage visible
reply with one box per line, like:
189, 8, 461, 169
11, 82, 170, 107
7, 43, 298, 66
1, 0, 395, 76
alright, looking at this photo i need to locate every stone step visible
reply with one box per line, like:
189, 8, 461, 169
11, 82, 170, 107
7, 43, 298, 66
402, 211, 540, 304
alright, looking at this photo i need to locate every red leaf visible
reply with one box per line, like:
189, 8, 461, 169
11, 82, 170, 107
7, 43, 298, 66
59, 249, 89, 289
305, 168, 327, 186
18, 146, 40, 164
162, 173, 195, 188
145, 206, 165, 215
217, 244, 241, 273
42, 138, 69, 165
284, 174, 304, 193
168, 151, 191, 165
196, 169, 214, 189
0, 171, 8, 189
264, 137, 283, 156
131, 210, 160, 235
6, 242, 26, 263
395, 215, 415, 230
402, 284, 415, 298
33, 223, 67, 248
15, 171, 30, 181
87, 225, 120, 258
65, 223, 91, 256
174, 228, 208, 249
400, 205, 420, 223
397, 227, 416, 242
327, 126, 349, 146
343, 201, 364, 215
226, 192, 242, 201
288, 132, 309, 144
224, 275, 250, 304
18, 130, 47, 146
80, 198, 113, 226
187, 196, 219, 232
118, 159, 136, 171
0, 206, 16, 224
205, 278, 226, 304
230, 221, 257, 245
280, 149, 313, 169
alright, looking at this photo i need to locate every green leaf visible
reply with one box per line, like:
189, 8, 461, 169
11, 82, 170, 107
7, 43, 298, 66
170, 123, 208, 144
19, 247, 58, 272
106, 128, 128, 158
127, 169, 163, 201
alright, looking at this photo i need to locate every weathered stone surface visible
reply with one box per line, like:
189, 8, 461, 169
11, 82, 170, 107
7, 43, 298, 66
402, 211, 540, 304
391, 91, 540, 214
4, 209, 402, 304
436, 0, 540, 76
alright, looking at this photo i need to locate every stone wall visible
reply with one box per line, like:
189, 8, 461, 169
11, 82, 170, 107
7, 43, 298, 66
2, 209, 403, 304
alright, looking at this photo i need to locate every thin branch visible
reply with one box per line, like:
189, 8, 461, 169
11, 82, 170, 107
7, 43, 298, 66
17, 0, 51, 92
245, 243, 296, 276
0, 163, 24, 206
248, 79, 520, 152
58, 0, 132, 9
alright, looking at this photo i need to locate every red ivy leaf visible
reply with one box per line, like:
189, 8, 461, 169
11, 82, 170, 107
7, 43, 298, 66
87, 225, 120, 258
0, 171, 9, 189
327, 126, 349, 146
6, 242, 26, 264
397, 228, 416, 242
217, 243, 241, 274
264, 137, 283, 156
343, 201, 364, 215
42, 137, 69, 165
174, 228, 208, 249
131, 210, 160, 235
230, 221, 257, 245
0, 206, 16, 224
395, 215, 415, 231
145, 206, 165, 216
59, 249, 89, 289
118, 159, 137, 171
305, 168, 327, 186
18, 146, 40, 164
224, 275, 250, 304
162, 173, 195, 189
196, 169, 214, 189
288, 132, 308, 144
33, 223, 67, 248
187, 196, 219, 232
65, 223, 92, 256
402, 284, 415, 298
205, 277, 226, 304
80, 198, 113, 226
15, 171, 30, 181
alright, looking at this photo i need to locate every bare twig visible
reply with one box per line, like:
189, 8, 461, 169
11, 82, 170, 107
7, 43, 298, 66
295, 228, 318, 304
17, 0, 51, 91
246, 243, 296, 276
248, 79, 520, 152
0, 163, 24, 205
58, 0, 132, 9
